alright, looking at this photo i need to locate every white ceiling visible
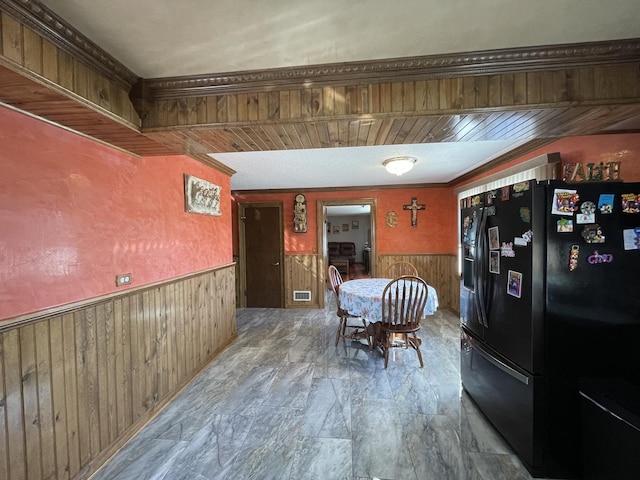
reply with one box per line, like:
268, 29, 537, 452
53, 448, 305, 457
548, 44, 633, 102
38, 0, 640, 191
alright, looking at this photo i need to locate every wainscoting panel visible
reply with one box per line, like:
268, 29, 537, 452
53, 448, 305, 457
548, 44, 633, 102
376, 254, 460, 314
284, 254, 320, 308
0, 265, 236, 480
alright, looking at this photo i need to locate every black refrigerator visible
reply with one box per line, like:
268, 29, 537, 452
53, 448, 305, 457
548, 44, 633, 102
460, 179, 640, 478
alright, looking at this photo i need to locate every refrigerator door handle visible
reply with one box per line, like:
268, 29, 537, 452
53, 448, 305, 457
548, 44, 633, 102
473, 340, 530, 385
475, 207, 489, 327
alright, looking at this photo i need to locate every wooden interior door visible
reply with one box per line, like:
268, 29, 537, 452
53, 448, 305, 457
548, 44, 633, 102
241, 203, 283, 307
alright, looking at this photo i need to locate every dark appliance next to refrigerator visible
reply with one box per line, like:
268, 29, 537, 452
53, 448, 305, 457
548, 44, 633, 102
460, 180, 640, 478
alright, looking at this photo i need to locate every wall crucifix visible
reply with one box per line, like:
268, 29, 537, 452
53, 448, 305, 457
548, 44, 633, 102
403, 197, 426, 227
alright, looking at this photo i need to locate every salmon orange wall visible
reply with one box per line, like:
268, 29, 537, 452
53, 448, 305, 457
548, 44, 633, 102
232, 187, 457, 255
0, 106, 232, 320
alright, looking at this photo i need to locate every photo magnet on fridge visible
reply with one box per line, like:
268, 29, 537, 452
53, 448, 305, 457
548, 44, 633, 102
557, 218, 574, 232
621, 193, 640, 213
552, 189, 579, 215
581, 224, 605, 244
622, 227, 640, 250
576, 212, 595, 224
489, 251, 500, 274
506, 270, 523, 298
598, 194, 614, 214
488, 226, 500, 250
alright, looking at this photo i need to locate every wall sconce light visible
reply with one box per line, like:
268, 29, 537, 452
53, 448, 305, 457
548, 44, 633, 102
383, 156, 417, 176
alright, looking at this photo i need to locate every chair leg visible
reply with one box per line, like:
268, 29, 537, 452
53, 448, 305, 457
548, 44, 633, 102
335, 317, 344, 346
410, 333, 424, 367
361, 319, 373, 350
383, 333, 390, 368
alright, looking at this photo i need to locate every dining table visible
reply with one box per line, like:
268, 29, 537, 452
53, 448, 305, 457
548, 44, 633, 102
338, 277, 439, 324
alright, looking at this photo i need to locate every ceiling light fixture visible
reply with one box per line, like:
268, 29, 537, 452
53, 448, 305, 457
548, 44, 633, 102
383, 156, 417, 176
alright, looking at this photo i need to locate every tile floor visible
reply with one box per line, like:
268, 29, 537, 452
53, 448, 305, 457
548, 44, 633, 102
91, 295, 546, 480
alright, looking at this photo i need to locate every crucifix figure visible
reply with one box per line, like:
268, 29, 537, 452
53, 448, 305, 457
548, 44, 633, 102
403, 197, 425, 227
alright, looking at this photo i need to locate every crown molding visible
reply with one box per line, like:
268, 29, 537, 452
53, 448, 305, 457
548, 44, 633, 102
449, 139, 558, 188
145, 38, 640, 99
3, 1, 639, 102
0, 0, 138, 88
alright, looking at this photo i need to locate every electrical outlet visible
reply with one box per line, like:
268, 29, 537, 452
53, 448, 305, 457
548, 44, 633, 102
116, 273, 132, 286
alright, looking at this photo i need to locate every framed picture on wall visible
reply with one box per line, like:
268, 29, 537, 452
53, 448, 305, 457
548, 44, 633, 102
333, 226, 340, 234
342, 223, 349, 232
352, 220, 359, 229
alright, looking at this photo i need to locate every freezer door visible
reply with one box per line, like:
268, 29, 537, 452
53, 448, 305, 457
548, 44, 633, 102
461, 329, 544, 475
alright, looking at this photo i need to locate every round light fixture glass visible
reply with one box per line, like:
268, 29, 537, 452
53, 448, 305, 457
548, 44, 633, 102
383, 156, 417, 176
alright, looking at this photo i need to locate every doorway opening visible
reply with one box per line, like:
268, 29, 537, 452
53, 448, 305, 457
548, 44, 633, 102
317, 198, 377, 309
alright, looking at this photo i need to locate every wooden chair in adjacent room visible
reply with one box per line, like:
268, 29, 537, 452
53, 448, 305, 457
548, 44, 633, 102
328, 265, 371, 349
386, 261, 418, 278
377, 275, 428, 368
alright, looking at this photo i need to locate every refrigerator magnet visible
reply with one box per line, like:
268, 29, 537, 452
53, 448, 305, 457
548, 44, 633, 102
621, 193, 640, 213
488, 226, 500, 250
501, 186, 510, 201
520, 207, 531, 223
569, 245, 580, 271
576, 212, 595, 224
598, 194, 614, 214
514, 237, 527, 247
622, 227, 640, 250
500, 242, 515, 257
580, 201, 596, 215
506, 270, 523, 298
587, 250, 614, 264
578, 202, 596, 223
557, 218, 573, 232
552, 189, 579, 215
489, 251, 500, 274
581, 224, 605, 243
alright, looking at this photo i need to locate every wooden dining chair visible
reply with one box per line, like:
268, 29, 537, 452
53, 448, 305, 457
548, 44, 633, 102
386, 261, 418, 279
328, 265, 371, 348
377, 275, 428, 368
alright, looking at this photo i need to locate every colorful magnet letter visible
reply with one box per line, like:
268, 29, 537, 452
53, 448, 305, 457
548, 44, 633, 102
569, 245, 579, 271
587, 250, 614, 264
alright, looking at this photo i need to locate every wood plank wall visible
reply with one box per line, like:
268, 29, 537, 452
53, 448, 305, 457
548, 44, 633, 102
282, 253, 459, 313
376, 254, 459, 314
142, 63, 640, 130
0, 10, 140, 127
284, 254, 320, 308
0, 265, 236, 480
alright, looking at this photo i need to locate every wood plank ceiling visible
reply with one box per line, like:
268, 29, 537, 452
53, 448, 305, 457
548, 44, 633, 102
1, 0, 640, 187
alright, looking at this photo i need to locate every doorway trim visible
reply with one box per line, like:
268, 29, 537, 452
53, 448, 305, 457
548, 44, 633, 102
238, 201, 284, 308
317, 198, 377, 309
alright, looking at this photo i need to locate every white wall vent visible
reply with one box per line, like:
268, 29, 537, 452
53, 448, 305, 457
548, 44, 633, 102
293, 290, 312, 301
